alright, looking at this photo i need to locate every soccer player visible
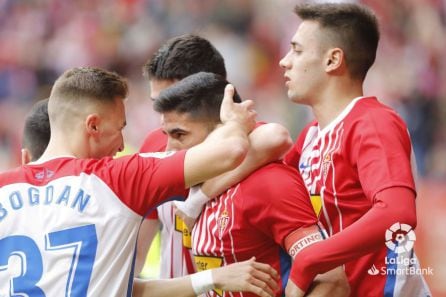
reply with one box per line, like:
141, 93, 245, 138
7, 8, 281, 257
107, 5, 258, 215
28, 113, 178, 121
13, 69, 281, 297
153, 71, 350, 297
279, 2, 431, 296
0, 66, 262, 296
136, 34, 292, 277
21, 98, 50, 164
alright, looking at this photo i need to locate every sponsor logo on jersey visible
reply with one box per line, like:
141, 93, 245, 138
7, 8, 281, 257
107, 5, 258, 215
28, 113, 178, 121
194, 255, 224, 296
299, 162, 310, 171
175, 215, 192, 248
368, 265, 380, 275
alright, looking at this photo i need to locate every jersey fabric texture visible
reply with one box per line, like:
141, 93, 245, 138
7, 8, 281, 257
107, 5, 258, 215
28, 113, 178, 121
0, 151, 186, 296
285, 96, 431, 297
139, 127, 195, 278
192, 162, 318, 297
138, 122, 268, 279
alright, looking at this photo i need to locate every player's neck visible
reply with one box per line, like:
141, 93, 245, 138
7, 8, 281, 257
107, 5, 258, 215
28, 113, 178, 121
312, 81, 363, 129
38, 132, 86, 162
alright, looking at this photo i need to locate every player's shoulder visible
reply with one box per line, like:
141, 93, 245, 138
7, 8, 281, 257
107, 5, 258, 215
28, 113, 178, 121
243, 161, 301, 187
351, 97, 405, 124
139, 127, 167, 153
0, 157, 111, 187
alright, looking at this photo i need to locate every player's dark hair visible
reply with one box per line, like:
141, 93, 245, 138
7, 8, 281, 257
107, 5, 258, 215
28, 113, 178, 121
294, 2, 379, 80
22, 98, 50, 161
143, 34, 227, 80
154, 72, 241, 123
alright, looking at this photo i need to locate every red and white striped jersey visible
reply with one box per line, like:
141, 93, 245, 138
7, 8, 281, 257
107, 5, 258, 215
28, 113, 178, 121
155, 202, 196, 278
140, 127, 196, 278
0, 152, 186, 296
192, 162, 318, 297
285, 96, 430, 296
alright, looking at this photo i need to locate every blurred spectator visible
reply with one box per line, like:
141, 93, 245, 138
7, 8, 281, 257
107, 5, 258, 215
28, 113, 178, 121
0, 0, 445, 180
0, 0, 445, 294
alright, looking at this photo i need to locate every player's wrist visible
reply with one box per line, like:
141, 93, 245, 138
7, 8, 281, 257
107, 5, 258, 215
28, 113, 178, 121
190, 269, 215, 295
222, 120, 250, 135
176, 186, 209, 219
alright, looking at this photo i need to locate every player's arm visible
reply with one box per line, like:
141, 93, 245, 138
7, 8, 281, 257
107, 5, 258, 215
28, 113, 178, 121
287, 187, 416, 293
284, 225, 350, 297
175, 123, 292, 226
135, 218, 160, 275
287, 114, 418, 292
201, 122, 292, 197
133, 257, 279, 297
183, 84, 256, 187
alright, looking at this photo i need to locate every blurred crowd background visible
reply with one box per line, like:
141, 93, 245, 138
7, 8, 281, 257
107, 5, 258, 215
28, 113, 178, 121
0, 0, 445, 295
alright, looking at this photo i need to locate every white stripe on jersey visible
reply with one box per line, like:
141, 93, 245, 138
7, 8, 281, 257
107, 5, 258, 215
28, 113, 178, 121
157, 201, 195, 278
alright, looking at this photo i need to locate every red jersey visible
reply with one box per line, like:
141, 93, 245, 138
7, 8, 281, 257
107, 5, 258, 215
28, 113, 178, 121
138, 123, 268, 278
139, 127, 167, 154
0, 152, 186, 296
192, 162, 318, 297
285, 97, 429, 296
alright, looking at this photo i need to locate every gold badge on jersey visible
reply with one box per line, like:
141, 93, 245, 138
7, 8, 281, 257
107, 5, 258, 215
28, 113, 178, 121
194, 255, 224, 296
175, 215, 192, 249
217, 210, 230, 239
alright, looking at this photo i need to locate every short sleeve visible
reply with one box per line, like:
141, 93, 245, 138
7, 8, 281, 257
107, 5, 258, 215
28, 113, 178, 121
96, 150, 187, 216
241, 163, 317, 247
145, 208, 159, 220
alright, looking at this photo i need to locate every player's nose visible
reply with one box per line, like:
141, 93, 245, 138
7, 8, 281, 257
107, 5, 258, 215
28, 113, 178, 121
279, 51, 291, 69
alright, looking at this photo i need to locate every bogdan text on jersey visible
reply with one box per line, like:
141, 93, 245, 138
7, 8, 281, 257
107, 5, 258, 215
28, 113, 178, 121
0, 185, 91, 221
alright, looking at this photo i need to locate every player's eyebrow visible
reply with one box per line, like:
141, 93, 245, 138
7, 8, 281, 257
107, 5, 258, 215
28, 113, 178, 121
166, 127, 187, 135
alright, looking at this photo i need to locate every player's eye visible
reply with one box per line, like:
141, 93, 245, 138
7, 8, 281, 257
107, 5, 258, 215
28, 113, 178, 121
172, 132, 186, 140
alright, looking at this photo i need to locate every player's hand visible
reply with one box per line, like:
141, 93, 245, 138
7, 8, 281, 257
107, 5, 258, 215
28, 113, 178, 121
212, 257, 279, 297
220, 84, 256, 134
285, 279, 305, 297
174, 201, 198, 231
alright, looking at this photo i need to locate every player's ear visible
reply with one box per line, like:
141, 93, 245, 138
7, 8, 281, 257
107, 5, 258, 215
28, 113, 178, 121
325, 47, 344, 74
85, 114, 101, 137
21, 148, 32, 165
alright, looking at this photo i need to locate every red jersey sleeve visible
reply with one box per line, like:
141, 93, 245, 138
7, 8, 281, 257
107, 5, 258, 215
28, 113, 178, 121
240, 163, 317, 247
348, 107, 416, 200
95, 151, 187, 216
139, 127, 168, 153
146, 209, 159, 219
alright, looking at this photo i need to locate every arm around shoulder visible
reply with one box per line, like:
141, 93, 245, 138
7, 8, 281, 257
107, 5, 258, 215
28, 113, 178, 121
183, 84, 256, 187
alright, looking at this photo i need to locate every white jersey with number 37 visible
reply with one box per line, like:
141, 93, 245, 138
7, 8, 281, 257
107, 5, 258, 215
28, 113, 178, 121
0, 152, 186, 297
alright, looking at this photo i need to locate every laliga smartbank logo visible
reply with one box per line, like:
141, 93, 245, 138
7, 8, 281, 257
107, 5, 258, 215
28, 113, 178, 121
367, 222, 433, 276
385, 222, 416, 253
